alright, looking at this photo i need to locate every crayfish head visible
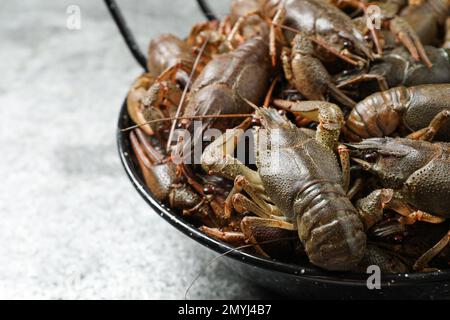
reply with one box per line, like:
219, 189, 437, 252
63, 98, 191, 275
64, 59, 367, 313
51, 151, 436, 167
250, 106, 310, 172
255, 106, 295, 130
322, 28, 374, 68
344, 28, 374, 61
346, 138, 430, 189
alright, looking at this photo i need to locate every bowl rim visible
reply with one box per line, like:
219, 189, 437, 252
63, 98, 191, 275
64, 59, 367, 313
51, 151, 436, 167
117, 98, 450, 287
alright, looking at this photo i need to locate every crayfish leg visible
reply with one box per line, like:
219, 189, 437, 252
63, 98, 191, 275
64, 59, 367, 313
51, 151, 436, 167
406, 109, 450, 141
201, 123, 261, 184
227, 175, 279, 216
127, 73, 156, 136
199, 226, 246, 246
356, 189, 395, 231
389, 17, 432, 68
336, 73, 389, 92
240, 216, 296, 258
338, 145, 351, 193
270, 4, 286, 66
414, 230, 450, 271
273, 99, 344, 152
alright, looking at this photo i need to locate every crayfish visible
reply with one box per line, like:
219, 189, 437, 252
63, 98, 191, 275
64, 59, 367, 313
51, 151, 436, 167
121, 0, 450, 274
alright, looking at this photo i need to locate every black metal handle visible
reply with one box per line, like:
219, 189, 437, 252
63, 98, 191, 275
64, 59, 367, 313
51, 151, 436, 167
196, 0, 218, 21
104, 0, 148, 70
104, 0, 217, 71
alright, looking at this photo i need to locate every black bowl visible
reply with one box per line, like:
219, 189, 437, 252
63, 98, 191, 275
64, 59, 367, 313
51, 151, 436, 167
117, 98, 450, 299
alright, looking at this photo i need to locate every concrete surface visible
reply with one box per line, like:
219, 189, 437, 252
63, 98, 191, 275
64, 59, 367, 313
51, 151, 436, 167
0, 0, 278, 299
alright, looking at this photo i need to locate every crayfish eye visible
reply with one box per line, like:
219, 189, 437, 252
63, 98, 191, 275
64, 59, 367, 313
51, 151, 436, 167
203, 184, 216, 195
364, 152, 378, 162
343, 41, 352, 49
278, 109, 286, 117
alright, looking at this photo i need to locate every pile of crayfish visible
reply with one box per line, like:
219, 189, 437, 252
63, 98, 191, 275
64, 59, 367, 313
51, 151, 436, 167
125, 0, 450, 273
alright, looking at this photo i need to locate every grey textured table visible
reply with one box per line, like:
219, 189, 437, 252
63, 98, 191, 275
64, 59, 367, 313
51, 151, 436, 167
0, 0, 277, 299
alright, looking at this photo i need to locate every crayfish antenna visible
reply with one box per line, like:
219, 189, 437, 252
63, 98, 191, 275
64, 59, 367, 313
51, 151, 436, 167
184, 236, 297, 300
120, 113, 254, 132
241, 96, 261, 111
